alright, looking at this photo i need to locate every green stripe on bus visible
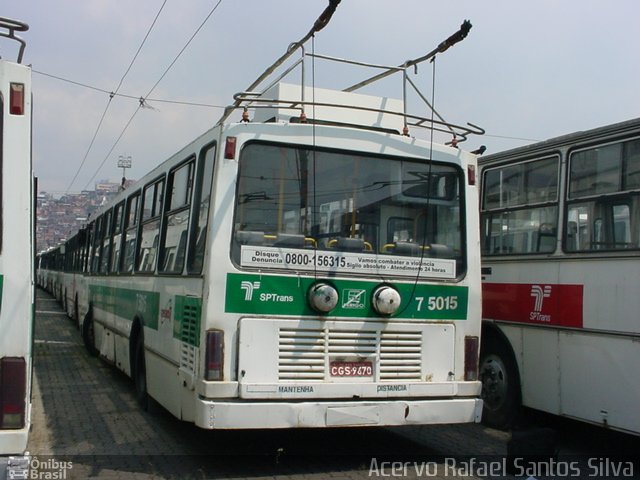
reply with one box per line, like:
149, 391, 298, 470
89, 285, 160, 330
225, 273, 468, 320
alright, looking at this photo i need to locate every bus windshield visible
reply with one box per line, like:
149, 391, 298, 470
232, 142, 465, 278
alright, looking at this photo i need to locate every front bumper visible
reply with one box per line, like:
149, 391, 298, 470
194, 397, 482, 429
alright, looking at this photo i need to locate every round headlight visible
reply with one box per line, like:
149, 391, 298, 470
372, 285, 401, 316
308, 283, 339, 313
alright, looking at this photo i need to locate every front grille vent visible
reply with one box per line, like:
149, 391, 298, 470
278, 327, 422, 382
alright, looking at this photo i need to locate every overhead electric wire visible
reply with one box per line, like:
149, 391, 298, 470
33, 70, 225, 108
65, 0, 168, 194
81, 0, 225, 191
33, 70, 109, 94
114, 0, 169, 95
482, 133, 541, 142
36, 68, 536, 146
144, 0, 224, 102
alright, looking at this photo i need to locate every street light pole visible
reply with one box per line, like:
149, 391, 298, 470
117, 154, 132, 190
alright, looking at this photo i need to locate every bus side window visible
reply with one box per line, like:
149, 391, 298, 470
100, 209, 113, 273
90, 217, 103, 273
566, 200, 636, 251
110, 201, 125, 273
188, 144, 216, 275
481, 157, 559, 256
612, 204, 632, 247
160, 158, 194, 274
122, 191, 140, 273
137, 178, 165, 273
83, 224, 93, 273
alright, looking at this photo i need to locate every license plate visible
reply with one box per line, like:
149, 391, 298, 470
329, 361, 373, 377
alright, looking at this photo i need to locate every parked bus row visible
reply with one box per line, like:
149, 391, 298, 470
43, 112, 640, 435
37, 14, 485, 431
36, 0, 640, 437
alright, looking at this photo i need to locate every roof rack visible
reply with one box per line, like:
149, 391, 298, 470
231, 85, 484, 143
216, 2, 483, 144
0, 17, 29, 64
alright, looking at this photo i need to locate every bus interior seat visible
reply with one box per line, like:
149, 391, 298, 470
536, 223, 557, 252
383, 241, 455, 258
390, 241, 421, 255
236, 230, 266, 246
272, 233, 306, 248
330, 237, 367, 252
424, 243, 455, 258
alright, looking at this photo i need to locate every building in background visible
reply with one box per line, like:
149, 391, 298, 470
36, 179, 135, 252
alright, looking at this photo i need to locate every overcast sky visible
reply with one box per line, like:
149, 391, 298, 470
3, 0, 639, 194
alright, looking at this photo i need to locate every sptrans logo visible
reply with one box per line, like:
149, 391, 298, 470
530, 285, 551, 322
483, 282, 583, 328
239, 280, 293, 303
240, 281, 261, 301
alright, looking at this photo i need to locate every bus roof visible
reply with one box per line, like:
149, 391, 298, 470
480, 117, 640, 163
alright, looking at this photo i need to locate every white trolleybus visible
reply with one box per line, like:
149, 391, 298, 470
0, 17, 34, 467
48, 12, 485, 430
479, 117, 640, 435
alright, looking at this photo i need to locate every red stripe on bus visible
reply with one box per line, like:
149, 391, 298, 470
482, 283, 583, 328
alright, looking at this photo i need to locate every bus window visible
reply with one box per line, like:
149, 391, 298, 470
613, 204, 631, 244
90, 218, 102, 273
160, 158, 194, 274
565, 138, 640, 252
122, 191, 140, 273
188, 144, 215, 275
100, 209, 113, 273
138, 179, 165, 273
569, 143, 622, 198
110, 201, 125, 272
625, 139, 640, 188
566, 200, 636, 251
481, 156, 559, 255
232, 143, 465, 270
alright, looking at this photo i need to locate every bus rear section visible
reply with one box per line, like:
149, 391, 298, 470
192, 116, 483, 429
0, 18, 33, 460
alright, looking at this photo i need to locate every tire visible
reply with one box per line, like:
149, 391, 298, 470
74, 297, 80, 330
133, 336, 150, 411
82, 310, 98, 357
479, 336, 521, 429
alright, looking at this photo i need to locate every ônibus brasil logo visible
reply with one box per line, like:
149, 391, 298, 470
529, 285, 551, 322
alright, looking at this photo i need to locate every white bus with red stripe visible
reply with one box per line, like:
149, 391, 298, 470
0, 17, 33, 466
479, 118, 640, 435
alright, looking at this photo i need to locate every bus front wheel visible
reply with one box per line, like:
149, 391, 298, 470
479, 336, 520, 429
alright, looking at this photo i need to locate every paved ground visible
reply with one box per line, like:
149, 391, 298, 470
25, 289, 639, 479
